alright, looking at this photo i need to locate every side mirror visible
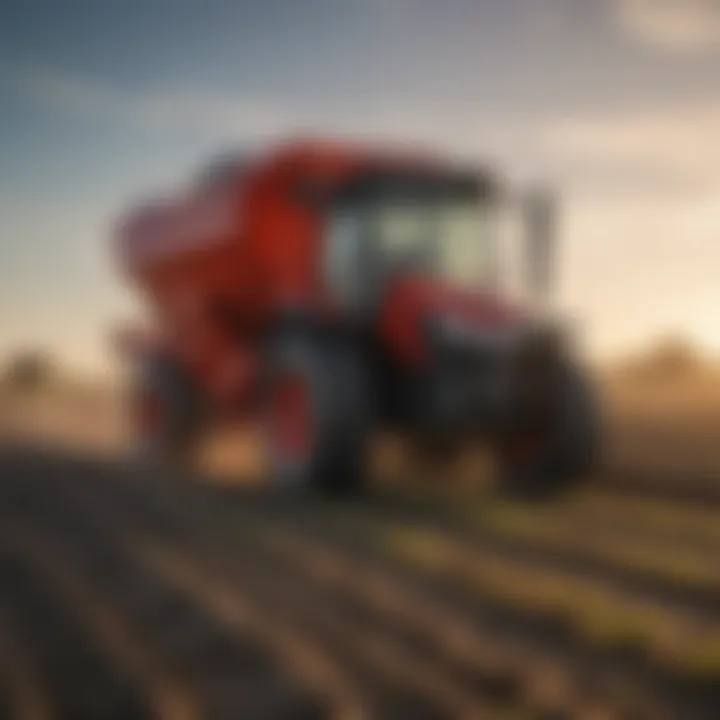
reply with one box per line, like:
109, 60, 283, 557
521, 186, 557, 307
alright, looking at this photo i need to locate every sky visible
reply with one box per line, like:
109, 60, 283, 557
1, 0, 720, 372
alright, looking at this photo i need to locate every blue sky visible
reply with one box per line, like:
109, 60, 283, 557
1, 0, 720, 372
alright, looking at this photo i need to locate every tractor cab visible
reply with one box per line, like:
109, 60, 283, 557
321, 167, 502, 314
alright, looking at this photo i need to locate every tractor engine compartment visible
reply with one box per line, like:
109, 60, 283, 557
412, 315, 567, 435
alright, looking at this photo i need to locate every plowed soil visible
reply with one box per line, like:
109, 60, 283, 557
0, 445, 719, 720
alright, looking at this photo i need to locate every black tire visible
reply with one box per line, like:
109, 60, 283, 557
496, 363, 600, 500
129, 354, 203, 474
264, 334, 371, 496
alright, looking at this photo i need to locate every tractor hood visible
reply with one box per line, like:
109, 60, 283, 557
380, 275, 528, 365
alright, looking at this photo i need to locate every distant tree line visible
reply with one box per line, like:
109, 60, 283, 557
0, 350, 56, 394
624, 336, 703, 379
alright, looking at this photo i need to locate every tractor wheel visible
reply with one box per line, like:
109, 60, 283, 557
264, 335, 371, 496
495, 363, 600, 500
130, 355, 203, 475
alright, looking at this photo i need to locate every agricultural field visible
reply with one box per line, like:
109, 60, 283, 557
0, 366, 719, 719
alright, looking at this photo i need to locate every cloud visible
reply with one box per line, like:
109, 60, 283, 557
616, 0, 720, 50
0, 192, 135, 372
544, 100, 720, 191
2, 63, 535, 163
9, 62, 720, 193
533, 99, 720, 353
561, 185, 720, 354
2, 64, 291, 140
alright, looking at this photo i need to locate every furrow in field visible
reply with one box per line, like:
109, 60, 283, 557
252, 524, 649, 720
591, 469, 720, 507
0, 605, 53, 720
309, 492, 720, 623
470, 500, 720, 562
0, 520, 200, 720
63, 468, 525, 717
86, 472, 617, 717
112, 479, 678, 719
0, 540, 153, 720
2, 475, 344, 720
199, 493, 717, 719
4, 449, 718, 718
363, 482, 720, 552
523, 489, 720, 545
383, 524, 720, 676
125, 541, 370, 720
94, 475, 518, 718
466, 507, 720, 594
129, 532, 508, 720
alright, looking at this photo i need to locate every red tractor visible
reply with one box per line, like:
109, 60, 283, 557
115, 138, 599, 498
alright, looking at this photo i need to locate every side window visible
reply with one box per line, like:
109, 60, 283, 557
323, 208, 366, 303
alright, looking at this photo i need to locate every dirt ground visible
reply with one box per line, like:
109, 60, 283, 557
0, 371, 719, 719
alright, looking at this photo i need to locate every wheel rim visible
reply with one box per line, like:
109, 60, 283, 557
271, 375, 313, 462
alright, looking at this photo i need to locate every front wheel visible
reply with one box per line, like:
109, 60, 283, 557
494, 363, 600, 500
129, 355, 203, 475
263, 335, 371, 496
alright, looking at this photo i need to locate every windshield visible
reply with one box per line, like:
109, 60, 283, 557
374, 199, 496, 287
324, 195, 497, 303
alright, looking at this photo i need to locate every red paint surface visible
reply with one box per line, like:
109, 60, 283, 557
272, 375, 313, 458
381, 275, 522, 366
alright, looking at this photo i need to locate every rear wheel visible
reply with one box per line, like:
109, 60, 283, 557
130, 355, 203, 474
494, 363, 600, 500
264, 335, 371, 496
